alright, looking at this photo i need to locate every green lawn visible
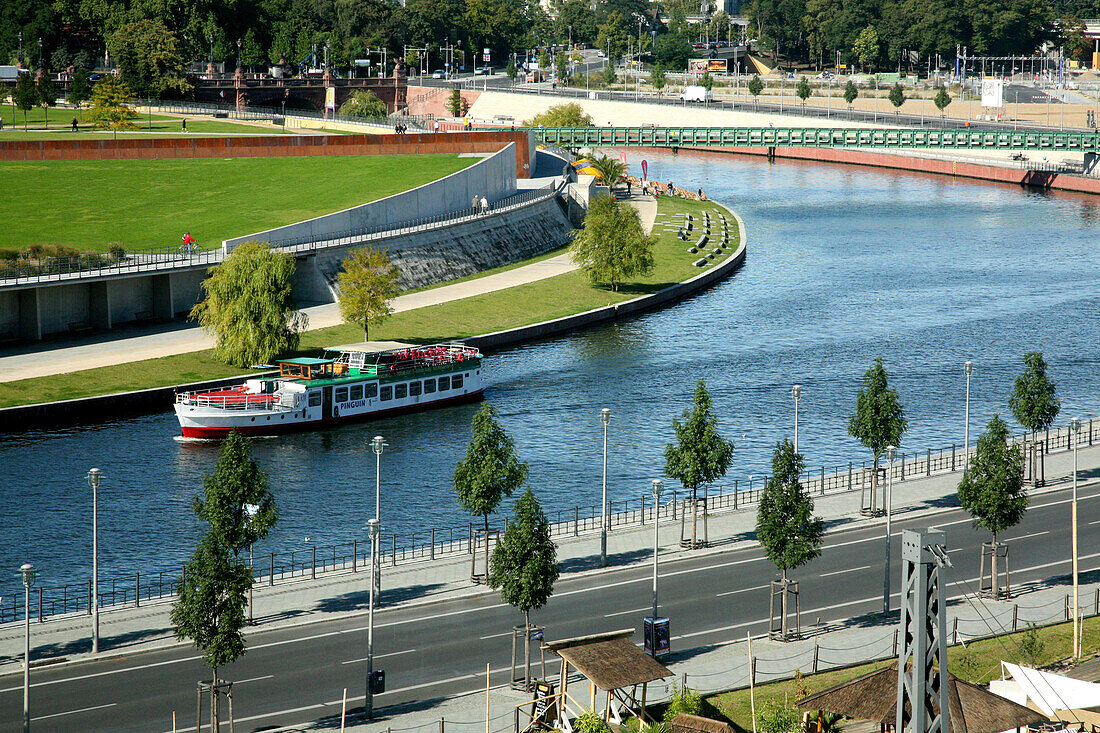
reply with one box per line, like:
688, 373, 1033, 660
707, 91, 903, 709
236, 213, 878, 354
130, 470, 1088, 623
0, 106, 282, 136
0, 196, 739, 407
0, 154, 475, 253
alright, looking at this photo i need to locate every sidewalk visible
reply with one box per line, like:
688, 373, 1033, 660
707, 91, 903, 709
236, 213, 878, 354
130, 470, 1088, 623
3, 440, 1099, 730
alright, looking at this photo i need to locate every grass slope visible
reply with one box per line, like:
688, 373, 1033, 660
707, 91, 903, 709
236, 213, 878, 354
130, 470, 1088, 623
0, 154, 474, 253
0, 196, 738, 407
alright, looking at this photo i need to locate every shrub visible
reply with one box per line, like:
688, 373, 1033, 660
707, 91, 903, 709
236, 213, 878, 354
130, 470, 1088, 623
758, 698, 800, 733
0, 248, 20, 261
663, 684, 703, 721
575, 709, 611, 733
108, 243, 127, 262
1018, 623, 1045, 664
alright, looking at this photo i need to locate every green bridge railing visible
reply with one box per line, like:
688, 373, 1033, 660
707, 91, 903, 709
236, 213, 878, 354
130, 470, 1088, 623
528, 126, 1100, 152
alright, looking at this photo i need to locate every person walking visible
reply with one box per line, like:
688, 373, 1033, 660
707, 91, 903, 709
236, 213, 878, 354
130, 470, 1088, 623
71, 117, 78, 132
479, 196, 489, 214
182, 119, 188, 132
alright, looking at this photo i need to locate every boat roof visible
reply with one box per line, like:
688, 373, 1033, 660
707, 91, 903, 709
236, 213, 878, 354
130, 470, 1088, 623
323, 340, 414, 353
278, 357, 333, 366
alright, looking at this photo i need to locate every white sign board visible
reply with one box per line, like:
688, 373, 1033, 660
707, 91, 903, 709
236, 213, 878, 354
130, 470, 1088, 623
981, 78, 1004, 108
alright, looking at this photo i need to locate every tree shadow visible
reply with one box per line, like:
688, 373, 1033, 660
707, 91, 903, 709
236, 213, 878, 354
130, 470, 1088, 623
557, 548, 654, 574
8, 624, 176, 664
308, 695, 454, 729
313, 583, 446, 614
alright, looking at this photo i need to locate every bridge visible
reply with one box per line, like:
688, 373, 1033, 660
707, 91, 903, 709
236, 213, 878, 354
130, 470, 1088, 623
530, 126, 1100, 152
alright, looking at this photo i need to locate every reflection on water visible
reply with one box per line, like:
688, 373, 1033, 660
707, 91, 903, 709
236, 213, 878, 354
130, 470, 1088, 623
3, 149, 1099, 591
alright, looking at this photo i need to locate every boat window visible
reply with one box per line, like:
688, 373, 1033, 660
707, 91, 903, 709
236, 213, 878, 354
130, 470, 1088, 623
350, 385, 363, 400
438, 376, 450, 390
452, 373, 464, 389
380, 386, 393, 401
410, 381, 422, 397
395, 383, 408, 399
423, 379, 436, 394
308, 391, 322, 407
335, 387, 349, 402
365, 383, 378, 398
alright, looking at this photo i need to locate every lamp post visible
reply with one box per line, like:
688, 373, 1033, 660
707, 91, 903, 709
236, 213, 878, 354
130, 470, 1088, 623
371, 435, 386, 600
21, 563, 36, 733
963, 361, 973, 473
650, 479, 664, 622
1071, 417, 1082, 658
792, 384, 802, 454
365, 518, 380, 720
600, 408, 611, 567
882, 445, 896, 614
87, 468, 101, 654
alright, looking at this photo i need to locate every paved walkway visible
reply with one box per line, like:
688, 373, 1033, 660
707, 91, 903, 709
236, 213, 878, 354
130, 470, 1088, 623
0, 196, 663, 384
2, 439, 1099, 733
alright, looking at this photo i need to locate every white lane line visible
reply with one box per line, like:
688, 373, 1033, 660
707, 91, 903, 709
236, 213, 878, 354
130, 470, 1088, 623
32, 702, 116, 721
604, 607, 653, 617
340, 649, 417, 665
1006, 531, 1050, 541
234, 674, 274, 684
716, 584, 769, 597
820, 565, 872, 577
479, 631, 512, 639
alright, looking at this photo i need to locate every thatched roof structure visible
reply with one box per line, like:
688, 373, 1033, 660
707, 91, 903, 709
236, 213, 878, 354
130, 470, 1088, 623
543, 630, 672, 691
797, 663, 1047, 733
671, 712, 736, 733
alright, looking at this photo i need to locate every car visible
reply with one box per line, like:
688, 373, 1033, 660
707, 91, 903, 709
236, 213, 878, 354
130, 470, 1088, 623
816, 70, 833, 79
596, 50, 606, 58
474, 66, 488, 75
432, 69, 446, 78
87, 72, 105, 81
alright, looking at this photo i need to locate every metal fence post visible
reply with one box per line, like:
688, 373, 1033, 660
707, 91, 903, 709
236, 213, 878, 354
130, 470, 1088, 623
574, 507, 579, 536
893, 629, 899, 656
951, 444, 956, 471
431, 528, 436, 560
269, 553, 275, 586
88, 579, 93, 615
353, 540, 358, 572
927, 448, 931, 476
813, 643, 819, 673
468, 522, 473, 554
311, 546, 316, 579
848, 462, 853, 491
641, 494, 646, 525
135, 573, 140, 608
1012, 604, 1018, 631
38, 587, 43, 622
392, 535, 397, 566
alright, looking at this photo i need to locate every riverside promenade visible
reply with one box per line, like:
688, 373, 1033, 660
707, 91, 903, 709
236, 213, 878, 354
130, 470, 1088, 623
1, 434, 1098, 732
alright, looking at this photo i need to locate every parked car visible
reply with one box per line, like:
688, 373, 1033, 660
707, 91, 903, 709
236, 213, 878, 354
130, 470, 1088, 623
432, 69, 446, 78
474, 66, 489, 75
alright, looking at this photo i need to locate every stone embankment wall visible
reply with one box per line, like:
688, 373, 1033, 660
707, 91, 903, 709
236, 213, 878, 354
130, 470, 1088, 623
295, 194, 574, 301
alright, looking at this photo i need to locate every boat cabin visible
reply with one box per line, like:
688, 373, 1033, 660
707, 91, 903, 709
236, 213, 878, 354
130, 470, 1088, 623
278, 357, 335, 380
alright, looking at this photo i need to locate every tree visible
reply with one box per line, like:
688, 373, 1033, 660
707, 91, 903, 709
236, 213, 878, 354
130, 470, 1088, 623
934, 86, 951, 117
602, 63, 617, 86
454, 403, 529, 582
756, 439, 823, 581
596, 10, 630, 62
171, 431, 278, 731
847, 357, 907, 514
888, 82, 905, 114
554, 52, 569, 81
37, 73, 57, 129
338, 89, 389, 118
85, 76, 139, 138
68, 67, 92, 107
653, 33, 692, 70
796, 76, 811, 106
664, 379, 735, 549
699, 71, 715, 91
524, 102, 594, 126
843, 79, 859, 112
1009, 352, 1060, 438
337, 246, 401, 341
570, 195, 655, 292
588, 155, 626, 187
651, 65, 666, 94
447, 87, 465, 117
957, 415, 1026, 598
108, 19, 192, 98
241, 29, 266, 69
748, 74, 764, 110
489, 489, 559, 689
853, 25, 880, 70
13, 73, 37, 130
190, 241, 307, 368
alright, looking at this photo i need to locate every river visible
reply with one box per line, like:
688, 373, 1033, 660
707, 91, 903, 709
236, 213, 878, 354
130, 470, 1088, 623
3, 149, 1099, 598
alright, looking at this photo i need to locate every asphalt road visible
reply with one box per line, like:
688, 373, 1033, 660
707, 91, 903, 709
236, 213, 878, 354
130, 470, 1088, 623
1, 482, 1098, 733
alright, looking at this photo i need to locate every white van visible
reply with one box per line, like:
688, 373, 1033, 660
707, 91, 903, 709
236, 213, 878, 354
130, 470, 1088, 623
680, 85, 713, 103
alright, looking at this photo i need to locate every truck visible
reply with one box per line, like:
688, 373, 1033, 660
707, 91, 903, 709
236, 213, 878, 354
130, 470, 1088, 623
680, 85, 713, 103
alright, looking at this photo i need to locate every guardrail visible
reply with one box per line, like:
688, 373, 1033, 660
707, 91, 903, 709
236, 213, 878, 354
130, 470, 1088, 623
1, 415, 1093, 625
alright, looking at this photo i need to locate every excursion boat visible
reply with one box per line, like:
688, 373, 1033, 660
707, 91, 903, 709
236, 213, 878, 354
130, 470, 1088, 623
174, 343, 484, 438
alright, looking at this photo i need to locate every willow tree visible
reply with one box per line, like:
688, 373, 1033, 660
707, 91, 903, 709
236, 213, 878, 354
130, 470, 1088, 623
337, 246, 401, 341
191, 241, 306, 367
570, 195, 655, 292
665, 379, 735, 549
454, 403, 529, 582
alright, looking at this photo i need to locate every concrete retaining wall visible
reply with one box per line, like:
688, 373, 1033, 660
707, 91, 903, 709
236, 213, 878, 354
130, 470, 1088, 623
224, 144, 520, 251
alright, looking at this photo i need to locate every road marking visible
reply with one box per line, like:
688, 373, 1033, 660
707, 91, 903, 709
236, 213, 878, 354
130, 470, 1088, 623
32, 702, 116, 721
479, 631, 512, 639
716, 584, 769, 597
340, 649, 417, 665
1006, 531, 1050, 541
604, 607, 653, 617
234, 674, 274, 684
819, 565, 872, 577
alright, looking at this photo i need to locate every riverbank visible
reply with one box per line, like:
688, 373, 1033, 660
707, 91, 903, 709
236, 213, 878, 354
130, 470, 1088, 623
0, 195, 744, 423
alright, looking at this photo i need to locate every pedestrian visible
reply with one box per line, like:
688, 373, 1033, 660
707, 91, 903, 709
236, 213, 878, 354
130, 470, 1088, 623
626, 180, 632, 196
473, 195, 480, 210
480, 196, 489, 214
433, 120, 440, 133
0, 114, 4, 130
181, 231, 196, 254
71, 117, 78, 132
182, 119, 187, 132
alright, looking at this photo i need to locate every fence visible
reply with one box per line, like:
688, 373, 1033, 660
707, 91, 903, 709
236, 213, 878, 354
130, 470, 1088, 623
144, 99, 433, 132
1, 414, 1095, 624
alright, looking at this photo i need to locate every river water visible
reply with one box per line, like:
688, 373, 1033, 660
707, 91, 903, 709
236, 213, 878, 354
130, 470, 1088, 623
3, 149, 1099, 595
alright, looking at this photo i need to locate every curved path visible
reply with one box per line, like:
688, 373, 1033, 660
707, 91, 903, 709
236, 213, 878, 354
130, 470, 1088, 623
0, 195, 656, 384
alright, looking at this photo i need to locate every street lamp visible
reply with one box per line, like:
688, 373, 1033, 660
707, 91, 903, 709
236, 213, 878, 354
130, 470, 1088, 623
87, 468, 101, 654
963, 361, 974, 473
21, 562, 36, 733
600, 408, 611, 567
650, 479, 664, 622
792, 384, 802, 453
882, 445, 896, 614
1071, 417, 1082, 658
365, 518, 381, 720
371, 436, 386, 600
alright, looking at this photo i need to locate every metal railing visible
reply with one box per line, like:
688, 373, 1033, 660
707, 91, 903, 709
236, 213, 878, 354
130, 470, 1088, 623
143, 99, 432, 132
1, 415, 1094, 625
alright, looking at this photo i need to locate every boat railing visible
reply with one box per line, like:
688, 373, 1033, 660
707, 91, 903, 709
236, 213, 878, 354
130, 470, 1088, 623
351, 344, 481, 378
175, 390, 297, 412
